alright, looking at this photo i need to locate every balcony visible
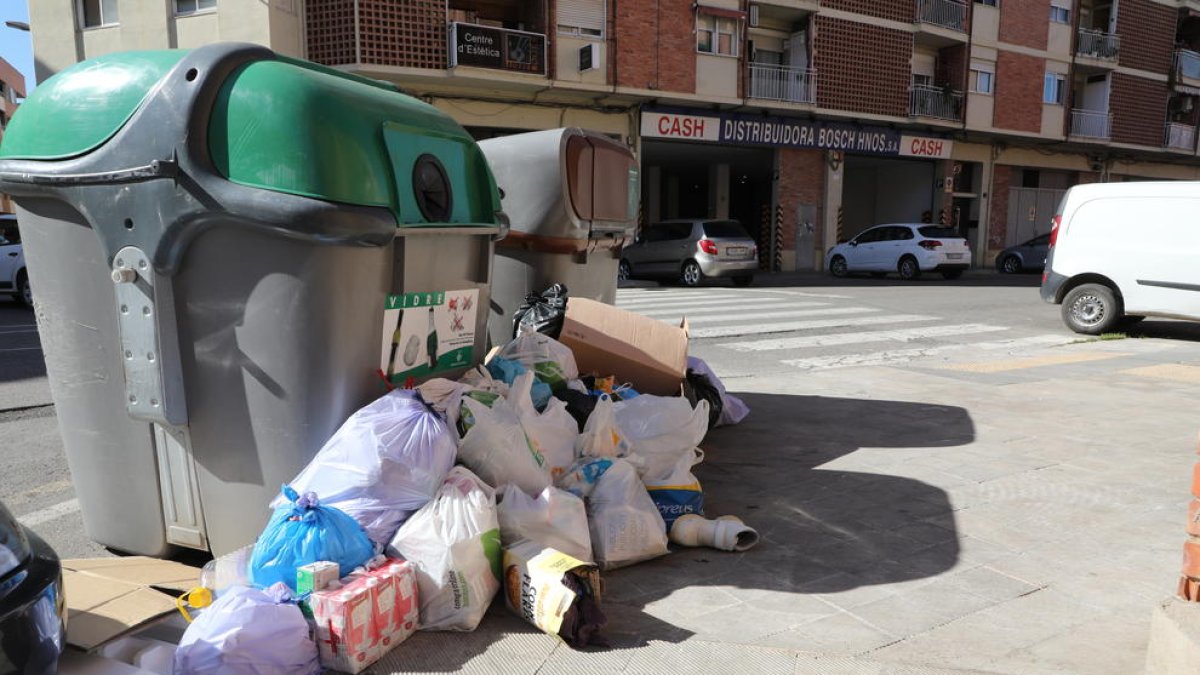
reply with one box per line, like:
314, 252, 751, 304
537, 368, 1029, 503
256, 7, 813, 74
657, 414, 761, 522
748, 64, 816, 105
909, 83, 963, 121
1076, 28, 1119, 63
1175, 49, 1200, 92
1070, 109, 1112, 139
915, 0, 967, 32
1165, 122, 1197, 152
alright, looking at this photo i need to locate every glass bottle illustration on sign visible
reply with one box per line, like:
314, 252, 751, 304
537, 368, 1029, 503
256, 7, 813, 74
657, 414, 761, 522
426, 306, 438, 369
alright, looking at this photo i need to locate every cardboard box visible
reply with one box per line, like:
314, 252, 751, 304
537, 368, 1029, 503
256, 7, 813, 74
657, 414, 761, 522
61, 557, 201, 651
502, 541, 602, 641
558, 297, 688, 396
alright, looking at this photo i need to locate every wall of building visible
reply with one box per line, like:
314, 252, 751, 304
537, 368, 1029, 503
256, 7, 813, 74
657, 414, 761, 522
776, 148, 825, 272
1111, 72, 1170, 147
822, 0, 911, 24
614, 0, 694, 92
994, 51, 1044, 133
1116, 0, 1175, 75
998, 0, 1049, 50
813, 16, 910, 118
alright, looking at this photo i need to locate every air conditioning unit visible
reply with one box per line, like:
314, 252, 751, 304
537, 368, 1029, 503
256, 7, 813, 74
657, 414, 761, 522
749, 5, 759, 27
579, 43, 600, 72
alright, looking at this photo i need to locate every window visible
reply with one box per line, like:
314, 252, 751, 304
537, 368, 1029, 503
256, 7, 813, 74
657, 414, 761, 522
1049, 5, 1070, 24
697, 14, 740, 57
78, 0, 118, 28
854, 228, 884, 244
1043, 72, 1066, 104
974, 0, 998, 5
918, 226, 958, 238
175, 0, 217, 14
969, 61, 995, 95
702, 221, 750, 238
557, 0, 604, 38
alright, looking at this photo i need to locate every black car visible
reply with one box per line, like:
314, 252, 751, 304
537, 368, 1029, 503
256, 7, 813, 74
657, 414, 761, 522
0, 500, 66, 674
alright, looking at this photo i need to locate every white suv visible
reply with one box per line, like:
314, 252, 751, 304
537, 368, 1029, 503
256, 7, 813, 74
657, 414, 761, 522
826, 224, 971, 280
0, 215, 31, 308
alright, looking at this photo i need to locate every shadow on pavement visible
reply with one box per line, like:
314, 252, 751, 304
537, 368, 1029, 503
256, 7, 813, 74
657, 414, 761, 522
1126, 320, 1200, 342
592, 391, 973, 650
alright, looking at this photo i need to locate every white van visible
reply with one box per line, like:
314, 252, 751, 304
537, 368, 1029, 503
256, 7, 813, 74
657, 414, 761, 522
1041, 181, 1200, 334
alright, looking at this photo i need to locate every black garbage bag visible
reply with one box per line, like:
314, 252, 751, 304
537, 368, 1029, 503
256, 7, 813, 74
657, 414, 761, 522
554, 388, 597, 432
683, 369, 724, 430
512, 283, 569, 339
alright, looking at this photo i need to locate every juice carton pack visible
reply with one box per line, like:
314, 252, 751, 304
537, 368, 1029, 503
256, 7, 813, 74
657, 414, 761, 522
309, 558, 419, 673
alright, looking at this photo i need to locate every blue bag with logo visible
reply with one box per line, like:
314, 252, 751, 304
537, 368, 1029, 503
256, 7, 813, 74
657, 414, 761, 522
249, 485, 374, 591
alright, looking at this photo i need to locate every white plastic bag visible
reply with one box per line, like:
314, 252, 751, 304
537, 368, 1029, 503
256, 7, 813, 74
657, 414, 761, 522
614, 394, 709, 479
558, 458, 668, 570
687, 356, 750, 426
386, 467, 501, 631
511, 372, 579, 480
457, 396, 553, 495
496, 330, 579, 390
496, 483, 592, 563
643, 448, 705, 529
576, 395, 631, 460
174, 584, 320, 675
276, 389, 457, 544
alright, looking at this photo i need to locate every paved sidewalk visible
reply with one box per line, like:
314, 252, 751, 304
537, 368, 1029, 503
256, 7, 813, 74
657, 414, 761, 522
370, 334, 1191, 674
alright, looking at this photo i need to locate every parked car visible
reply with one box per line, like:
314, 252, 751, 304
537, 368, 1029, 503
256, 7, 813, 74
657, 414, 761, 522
0, 215, 31, 308
0, 498, 66, 674
620, 219, 758, 287
996, 233, 1049, 274
826, 224, 970, 280
1042, 181, 1200, 334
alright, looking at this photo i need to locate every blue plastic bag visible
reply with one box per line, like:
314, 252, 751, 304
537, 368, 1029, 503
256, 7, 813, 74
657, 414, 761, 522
486, 356, 552, 410
249, 486, 374, 591
174, 583, 321, 675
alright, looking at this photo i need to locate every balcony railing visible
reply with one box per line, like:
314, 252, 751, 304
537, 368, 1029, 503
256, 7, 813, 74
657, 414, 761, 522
748, 63, 816, 104
909, 83, 963, 121
1070, 109, 1112, 139
1165, 122, 1197, 151
1176, 49, 1200, 82
1076, 28, 1120, 61
916, 0, 967, 32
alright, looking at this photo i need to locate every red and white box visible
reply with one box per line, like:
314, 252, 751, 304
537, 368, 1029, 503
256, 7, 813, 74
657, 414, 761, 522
309, 558, 419, 672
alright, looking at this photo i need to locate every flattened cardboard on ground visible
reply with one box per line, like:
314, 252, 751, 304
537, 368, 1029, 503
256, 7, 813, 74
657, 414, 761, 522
62, 557, 201, 651
559, 298, 688, 396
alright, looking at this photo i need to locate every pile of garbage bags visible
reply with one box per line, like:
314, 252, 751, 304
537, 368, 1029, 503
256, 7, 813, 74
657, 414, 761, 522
173, 319, 754, 674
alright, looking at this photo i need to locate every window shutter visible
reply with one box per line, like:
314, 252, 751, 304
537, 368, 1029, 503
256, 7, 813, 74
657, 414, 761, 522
558, 0, 605, 34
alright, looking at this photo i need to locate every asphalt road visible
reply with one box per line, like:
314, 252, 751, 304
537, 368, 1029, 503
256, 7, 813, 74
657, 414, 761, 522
4, 270, 1199, 561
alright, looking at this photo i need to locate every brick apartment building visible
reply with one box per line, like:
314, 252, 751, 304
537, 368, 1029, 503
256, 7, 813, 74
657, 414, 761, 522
24, 0, 1200, 270
0, 57, 25, 214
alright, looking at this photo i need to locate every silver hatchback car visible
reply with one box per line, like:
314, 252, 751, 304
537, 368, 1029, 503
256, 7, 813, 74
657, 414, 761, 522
620, 219, 759, 287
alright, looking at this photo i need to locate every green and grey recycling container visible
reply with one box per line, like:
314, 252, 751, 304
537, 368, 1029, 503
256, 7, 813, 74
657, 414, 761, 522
478, 128, 638, 346
0, 44, 504, 557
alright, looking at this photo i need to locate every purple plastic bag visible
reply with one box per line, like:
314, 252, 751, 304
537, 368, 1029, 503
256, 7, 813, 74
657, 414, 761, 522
173, 584, 321, 675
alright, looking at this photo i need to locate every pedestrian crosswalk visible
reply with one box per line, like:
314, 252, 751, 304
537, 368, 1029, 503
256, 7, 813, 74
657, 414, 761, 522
615, 286, 1074, 372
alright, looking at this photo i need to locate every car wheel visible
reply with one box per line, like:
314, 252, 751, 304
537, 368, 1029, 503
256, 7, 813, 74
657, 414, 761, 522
680, 260, 704, 287
829, 256, 849, 278
1061, 283, 1122, 335
941, 270, 963, 280
897, 256, 922, 281
15, 271, 31, 309
731, 275, 753, 287
618, 259, 632, 282
1000, 255, 1022, 274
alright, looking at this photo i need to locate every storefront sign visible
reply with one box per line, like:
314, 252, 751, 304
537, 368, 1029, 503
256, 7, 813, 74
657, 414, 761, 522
641, 108, 952, 159
640, 112, 720, 142
899, 135, 953, 159
449, 22, 546, 75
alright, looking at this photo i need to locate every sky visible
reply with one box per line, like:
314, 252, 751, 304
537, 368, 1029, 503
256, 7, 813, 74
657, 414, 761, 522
0, 0, 33, 93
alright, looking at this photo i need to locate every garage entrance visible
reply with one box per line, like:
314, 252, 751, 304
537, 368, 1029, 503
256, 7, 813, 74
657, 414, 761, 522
841, 155, 937, 241
641, 140, 774, 243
